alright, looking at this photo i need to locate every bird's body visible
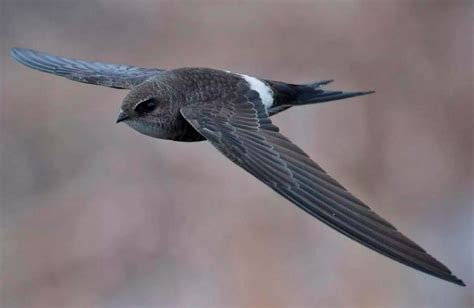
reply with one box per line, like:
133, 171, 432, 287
10, 47, 465, 286
117, 67, 372, 142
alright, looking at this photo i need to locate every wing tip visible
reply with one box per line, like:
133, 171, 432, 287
10, 46, 35, 59
10, 47, 29, 67
448, 275, 465, 287
10, 47, 44, 68
10, 46, 25, 61
10, 47, 63, 77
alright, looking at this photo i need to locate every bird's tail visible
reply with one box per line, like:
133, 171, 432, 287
294, 80, 375, 105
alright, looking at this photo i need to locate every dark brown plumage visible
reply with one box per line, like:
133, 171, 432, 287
10, 47, 465, 286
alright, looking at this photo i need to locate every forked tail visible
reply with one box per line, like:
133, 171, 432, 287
295, 80, 375, 105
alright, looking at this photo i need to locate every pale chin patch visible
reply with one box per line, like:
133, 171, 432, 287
237, 73, 274, 109
126, 119, 163, 139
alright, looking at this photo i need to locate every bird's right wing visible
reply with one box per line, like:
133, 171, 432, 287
10, 47, 164, 89
180, 80, 464, 286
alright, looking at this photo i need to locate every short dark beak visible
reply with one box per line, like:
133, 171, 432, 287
116, 111, 129, 123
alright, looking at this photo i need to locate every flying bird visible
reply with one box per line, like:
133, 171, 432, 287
10, 47, 465, 286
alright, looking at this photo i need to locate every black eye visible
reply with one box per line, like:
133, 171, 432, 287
135, 98, 157, 114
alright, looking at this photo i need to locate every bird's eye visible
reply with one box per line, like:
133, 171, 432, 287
135, 98, 157, 114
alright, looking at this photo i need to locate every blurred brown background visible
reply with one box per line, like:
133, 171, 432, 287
1, 1, 472, 307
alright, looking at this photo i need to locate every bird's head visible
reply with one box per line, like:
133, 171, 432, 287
116, 80, 177, 139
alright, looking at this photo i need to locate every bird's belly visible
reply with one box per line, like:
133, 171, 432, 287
172, 120, 207, 142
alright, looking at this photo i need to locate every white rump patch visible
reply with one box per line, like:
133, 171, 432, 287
238, 74, 274, 109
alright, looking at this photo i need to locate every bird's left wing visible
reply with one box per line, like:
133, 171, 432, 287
180, 83, 464, 286
10, 47, 164, 89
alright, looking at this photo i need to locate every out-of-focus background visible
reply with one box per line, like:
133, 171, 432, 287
1, 1, 472, 307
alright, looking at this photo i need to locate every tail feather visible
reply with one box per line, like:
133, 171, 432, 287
309, 79, 334, 87
297, 87, 375, 104
265, 78, 374, 116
